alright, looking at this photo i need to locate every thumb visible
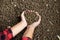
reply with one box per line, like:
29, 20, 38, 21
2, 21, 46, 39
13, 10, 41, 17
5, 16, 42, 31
21, 11, 26, 21
35, 12, 41, 25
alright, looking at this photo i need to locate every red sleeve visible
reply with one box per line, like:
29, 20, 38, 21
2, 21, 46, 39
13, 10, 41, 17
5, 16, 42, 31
0, 28, 13, 40
22, 37, 32, 40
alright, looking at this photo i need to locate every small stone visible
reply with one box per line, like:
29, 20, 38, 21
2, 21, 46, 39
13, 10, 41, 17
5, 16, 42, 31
8, 20, 11, 22
43, 0, 45, 2
49, 21, 53, 25
54, 0, 56, 1
57, 35, 60, 40
14, 4, 17, 7
46, 4, 49, 7
11, 2, 17, 7
56, 10, 59, 13
11, 2, 14, 4
7, 26, 11, 28
23, 0, 24, 1
44, 36, 46, 38
37, 36, 39, 38
47, 29, 50, 32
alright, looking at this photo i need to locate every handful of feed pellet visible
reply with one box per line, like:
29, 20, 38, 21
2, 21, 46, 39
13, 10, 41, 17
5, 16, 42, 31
24, 10, 39, 25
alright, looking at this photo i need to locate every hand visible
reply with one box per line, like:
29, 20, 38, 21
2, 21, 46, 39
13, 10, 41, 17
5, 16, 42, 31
21, 11, 27, 26
27, 11, 41, 29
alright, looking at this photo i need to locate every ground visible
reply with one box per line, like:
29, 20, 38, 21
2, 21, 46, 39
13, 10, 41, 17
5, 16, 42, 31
0, 0, 60, 40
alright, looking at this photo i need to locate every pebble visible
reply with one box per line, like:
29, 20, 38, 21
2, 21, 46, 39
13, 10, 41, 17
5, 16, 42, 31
56, 10, 59, 13
23, 0, 24, 1
11, 2, 17, 7
47, 29, 50, 32
8, 20, 11, 22
14, 4, 17, 7
57, 35, 60, 40
44, 36, 46, 38
37, 36, 39, 39
46, 4, 49, 7
11, 2, 14, 5
54, 0, 56, 2
49, 21, 53, 25
43, 0, 45, 2
7, 26, 11, 28
43, 36, 47, 40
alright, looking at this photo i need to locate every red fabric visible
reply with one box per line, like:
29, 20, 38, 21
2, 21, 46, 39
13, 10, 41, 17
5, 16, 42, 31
22, 37, 28, 40
3, 29, 13, 40
22, 37, 31, 40
0, 29, 31, 40
0, 28, 13, 40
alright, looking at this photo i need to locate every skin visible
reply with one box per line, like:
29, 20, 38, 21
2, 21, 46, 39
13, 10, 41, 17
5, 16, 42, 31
10, 10, 41, 39
23, 10, 41, 39
11, 11, 27, 37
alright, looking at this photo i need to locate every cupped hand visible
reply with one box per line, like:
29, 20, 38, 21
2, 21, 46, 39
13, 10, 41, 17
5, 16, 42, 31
21, 10, 41, 29
21, 11, 27, 26
27, 11, 41, 29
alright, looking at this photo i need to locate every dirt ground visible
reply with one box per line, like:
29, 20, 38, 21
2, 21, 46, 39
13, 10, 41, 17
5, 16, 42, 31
0, 0, 60, 40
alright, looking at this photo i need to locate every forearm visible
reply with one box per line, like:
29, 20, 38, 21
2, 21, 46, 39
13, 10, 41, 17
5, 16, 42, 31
11, 21, 27, 37
23, 27, 35, 39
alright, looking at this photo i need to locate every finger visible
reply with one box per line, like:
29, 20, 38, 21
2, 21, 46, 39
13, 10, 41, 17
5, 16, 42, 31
21, 11, 26, 21
35, 12, 41, 23
37, 15, 41, 23
27, 10, 35, 13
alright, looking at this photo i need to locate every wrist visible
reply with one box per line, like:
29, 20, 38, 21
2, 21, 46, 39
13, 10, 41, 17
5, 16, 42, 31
27, 26, 35, 30
21, 21, 27, 26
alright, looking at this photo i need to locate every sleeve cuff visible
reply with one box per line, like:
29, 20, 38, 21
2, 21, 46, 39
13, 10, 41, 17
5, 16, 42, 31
22, 37, 32, 40
3, 28, 13, 39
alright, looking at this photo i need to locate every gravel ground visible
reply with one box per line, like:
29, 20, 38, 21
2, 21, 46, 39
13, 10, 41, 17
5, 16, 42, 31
0, 0, 60, 40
